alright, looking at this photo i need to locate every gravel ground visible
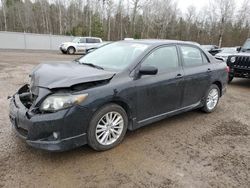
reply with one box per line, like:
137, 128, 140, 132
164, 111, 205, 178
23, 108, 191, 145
0, 50, 249, 188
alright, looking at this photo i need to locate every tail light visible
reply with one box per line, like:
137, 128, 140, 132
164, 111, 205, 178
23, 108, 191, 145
226, 66, 230, 73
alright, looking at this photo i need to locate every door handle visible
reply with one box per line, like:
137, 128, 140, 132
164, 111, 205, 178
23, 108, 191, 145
176, 73, 183, 78
207, 68, 212, 73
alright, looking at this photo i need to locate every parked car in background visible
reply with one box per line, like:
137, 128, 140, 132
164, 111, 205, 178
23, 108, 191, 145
60, 37, 102, 54
215, 47, 238, 62
9, 40, 228, 152
201, 45, 221, 56
124, 38, 134, 40
73, 42, 112, 62
85, 41, 112, 54
227, 38, 250, 83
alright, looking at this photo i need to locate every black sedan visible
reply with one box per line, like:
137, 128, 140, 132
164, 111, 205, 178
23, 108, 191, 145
9, 40, 228, 151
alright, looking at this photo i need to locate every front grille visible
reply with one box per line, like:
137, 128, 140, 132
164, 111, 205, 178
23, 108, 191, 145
233, 56, 250, 69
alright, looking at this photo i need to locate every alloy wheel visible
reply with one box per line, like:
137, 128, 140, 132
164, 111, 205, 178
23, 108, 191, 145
206, 88, 219, 110
68, 47, 75, 54
95, 112, 124, 146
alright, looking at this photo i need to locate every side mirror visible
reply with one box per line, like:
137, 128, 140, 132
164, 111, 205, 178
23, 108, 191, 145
139, 66, 158, 75
236, 47, 241, 52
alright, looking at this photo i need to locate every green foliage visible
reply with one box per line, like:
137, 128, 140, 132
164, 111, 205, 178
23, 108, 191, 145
72, 25, 83, 36
70, 25, 88, 36
5, 0, 22, 8
91, 14, 104, 38
133, 33, 140, 39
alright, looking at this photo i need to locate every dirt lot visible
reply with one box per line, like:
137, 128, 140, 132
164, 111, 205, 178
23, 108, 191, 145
0, 50, 249, 188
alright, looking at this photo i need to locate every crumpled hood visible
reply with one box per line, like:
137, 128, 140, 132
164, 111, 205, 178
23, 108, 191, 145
30, 62, 115, 90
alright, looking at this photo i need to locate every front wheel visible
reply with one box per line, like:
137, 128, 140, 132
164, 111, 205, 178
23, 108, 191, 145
87, 104, 128, 151
67, 47, 76, 55
201, 84, 220, 113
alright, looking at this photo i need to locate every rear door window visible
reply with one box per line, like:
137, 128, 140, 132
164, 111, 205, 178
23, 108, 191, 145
180, 46, 203, 67
94, 39, 101, 43
86, 38, 100, 43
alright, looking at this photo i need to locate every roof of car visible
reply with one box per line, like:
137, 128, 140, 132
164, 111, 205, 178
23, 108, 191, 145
76, 36, 101, 39
120, 39, 200, 46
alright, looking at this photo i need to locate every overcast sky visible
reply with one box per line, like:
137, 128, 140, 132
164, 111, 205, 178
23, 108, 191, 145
177, 0, 245, 13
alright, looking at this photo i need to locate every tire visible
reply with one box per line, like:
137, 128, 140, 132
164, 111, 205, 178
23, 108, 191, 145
87, 104, 128, 151
228, 75, 233, 83
201, 84, 220, 113
67, 47, 76, 55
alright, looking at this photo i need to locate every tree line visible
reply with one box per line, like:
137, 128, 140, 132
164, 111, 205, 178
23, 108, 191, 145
0, 0, 250, 47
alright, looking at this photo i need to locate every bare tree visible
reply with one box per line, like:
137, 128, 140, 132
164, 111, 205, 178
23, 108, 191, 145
131, 0, 140, 36
239, 0, 250, 38
185, 6, 196, 40
57, 0, 63, 34
117, 0, 124, 39
0, 0, 249, 47
209, 0, 235, 47
88, 0, 92, 36
106, 0, 113, 40
1, 0, 7, 31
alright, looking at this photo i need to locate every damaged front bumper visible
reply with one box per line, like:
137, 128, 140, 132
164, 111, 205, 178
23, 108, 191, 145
9, 86, 90, 152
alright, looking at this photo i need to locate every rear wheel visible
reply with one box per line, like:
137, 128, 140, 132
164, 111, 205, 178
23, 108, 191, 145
67, 47, 75, 55
201, 84, 220, 113
87, 104, 128, 151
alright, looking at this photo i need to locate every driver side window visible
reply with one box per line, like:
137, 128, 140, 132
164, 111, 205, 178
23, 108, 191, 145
142, 46, 179, 73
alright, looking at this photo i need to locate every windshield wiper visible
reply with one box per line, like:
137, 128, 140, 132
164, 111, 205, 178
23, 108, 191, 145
80, 62, 104, 70
73, 59, 104, 70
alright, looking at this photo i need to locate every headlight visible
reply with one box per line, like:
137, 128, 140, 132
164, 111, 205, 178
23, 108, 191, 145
40, 94, 88, 112
230, 56, 236, 63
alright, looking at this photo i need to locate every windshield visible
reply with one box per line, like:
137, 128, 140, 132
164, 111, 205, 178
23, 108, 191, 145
78, 42, 149, 71
242, 40, 250, 50
72, 38, 80, 43
221, 48, 236, 53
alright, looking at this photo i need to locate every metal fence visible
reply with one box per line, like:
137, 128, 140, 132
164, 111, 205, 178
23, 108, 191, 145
0, 31, 74, 50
